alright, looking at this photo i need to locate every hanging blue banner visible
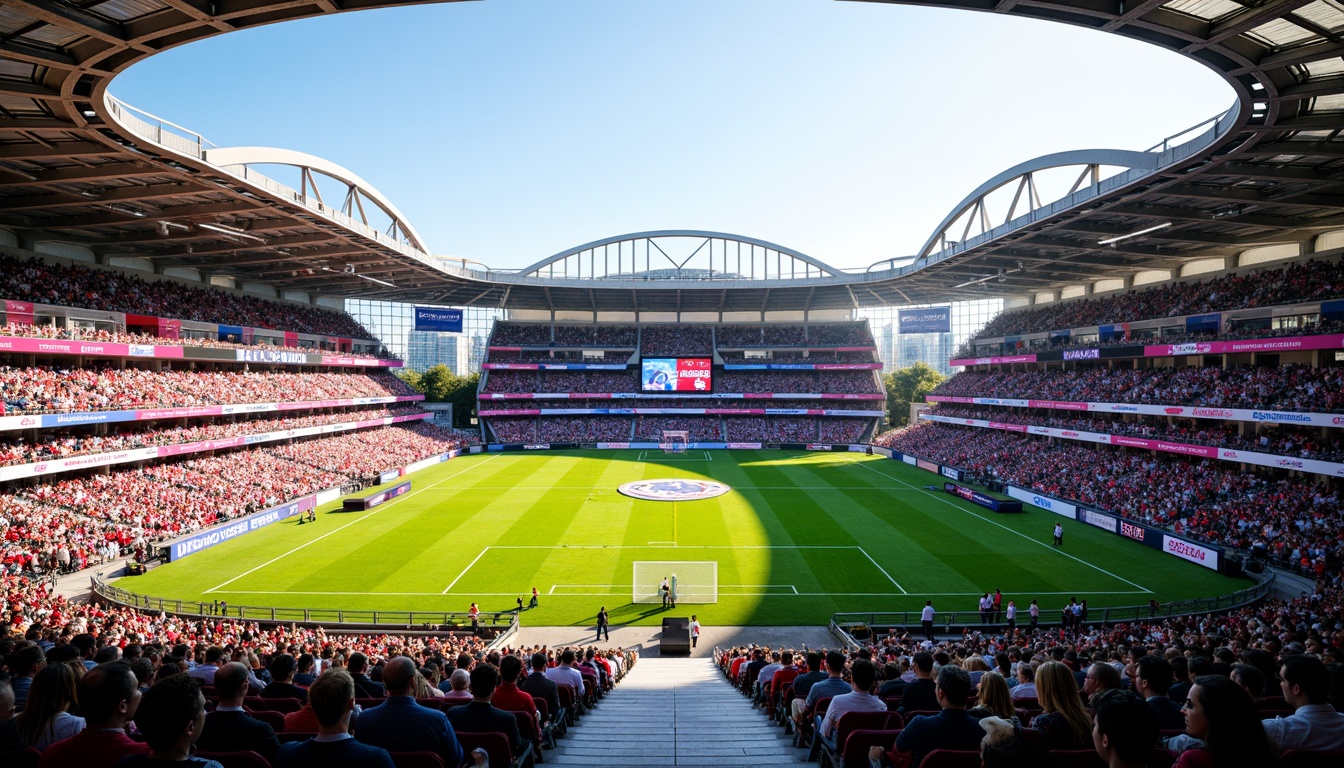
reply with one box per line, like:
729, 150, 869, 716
898, 306, 952, 334
414, 307, 463, 332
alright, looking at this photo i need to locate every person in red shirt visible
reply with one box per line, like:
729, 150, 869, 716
39, 660, 149, 768
489, 655, 541, 741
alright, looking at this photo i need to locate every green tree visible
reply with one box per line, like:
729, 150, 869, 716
396, 368, 423, 393
414, 365, 479, 427
883, 362, 945, 427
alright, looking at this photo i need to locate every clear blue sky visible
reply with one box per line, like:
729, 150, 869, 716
111, 0, 1233, 271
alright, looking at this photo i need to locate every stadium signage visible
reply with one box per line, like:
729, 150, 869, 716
236, 349, 307, 364
413, 307, 463, 333
915, 459, 939, 473
1162, 535, 1219, 569
169, 496, 314, 561
1120, 520, 1146, 542
1082, 509, 1117, 533
1063, 348, 1100, 360
1252, 410, 1313, 423
1005, 486, 1076, 519
344, 480, 412, 510
898, 306, 952, 334
940, 466, 960, 481
524, 443, 551, 450
942, 482, 1022, 513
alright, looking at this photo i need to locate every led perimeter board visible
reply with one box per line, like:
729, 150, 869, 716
641, 358, 713, 392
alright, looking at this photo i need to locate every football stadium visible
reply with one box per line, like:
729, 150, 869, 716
1, 2, 1342, 768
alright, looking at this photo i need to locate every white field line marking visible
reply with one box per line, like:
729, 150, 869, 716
486, 544, 857, 549
858, 546, 908, 594
852, 459, 1153, 594
218, 589, 1151, 598
646, 540, 677, 546
442, 547, 490, 594
205, 454, 503, 593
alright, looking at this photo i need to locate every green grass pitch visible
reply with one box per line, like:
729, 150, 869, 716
128, 450, 1250, 627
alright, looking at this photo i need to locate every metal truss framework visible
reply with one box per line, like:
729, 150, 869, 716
1, 1, 1344, 312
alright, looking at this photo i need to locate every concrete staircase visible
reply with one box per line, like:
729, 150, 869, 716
546, 657, 797, 767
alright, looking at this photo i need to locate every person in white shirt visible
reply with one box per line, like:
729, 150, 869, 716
1261, 655, 1344, 751
543, 648, 585, 692
690, 615, 701, 649
921, 601, 935, 641
1005, 601, 1017, 630
818, 659, 885, 739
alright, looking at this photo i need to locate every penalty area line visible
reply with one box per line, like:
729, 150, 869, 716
858, 546, 907, 594
442, 547, 490, 594
852, 460, 1153, 594
204, 454, 503, 594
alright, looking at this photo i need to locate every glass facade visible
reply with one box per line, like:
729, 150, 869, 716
346, 299, 501, 374
858, 299, 1003, 376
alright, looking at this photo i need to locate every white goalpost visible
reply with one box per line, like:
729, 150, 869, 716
660, 430, 689, 454
632, 561, 718, 604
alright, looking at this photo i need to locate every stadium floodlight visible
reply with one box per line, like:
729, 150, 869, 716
1098, 221, 1171, 245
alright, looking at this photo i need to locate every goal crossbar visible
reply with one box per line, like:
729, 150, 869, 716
633, 561, 718, 604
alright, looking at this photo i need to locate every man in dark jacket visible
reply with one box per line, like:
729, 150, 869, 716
196, 662, 281, 761
445, 664, 524, 758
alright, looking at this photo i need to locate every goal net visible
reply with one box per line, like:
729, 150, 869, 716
660, 430, 689, 454
633, 561, 718, 604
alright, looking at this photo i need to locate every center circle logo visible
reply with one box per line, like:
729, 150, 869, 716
618, 479, 731, 501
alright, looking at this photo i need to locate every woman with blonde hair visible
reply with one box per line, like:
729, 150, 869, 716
968, 671, 1020, 724
16, 663, 84, 750
1030, 661, 1092, 749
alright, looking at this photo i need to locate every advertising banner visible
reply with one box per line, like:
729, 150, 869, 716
235, 348, 308, 364
3, 300, 34, 324
170, 495, 315, 561
414, 307, 463, 332
899, 306, 952, 334
915, 459, 939, 473
641, 358, 713, 392
1162, 535, 1221, 570
940, 465, 961, 481
1006, 486, 1076, 519
344, 480, 412, 511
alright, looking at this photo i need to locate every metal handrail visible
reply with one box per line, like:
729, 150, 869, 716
830, 572, 1275, 638
91, 574, 520, 633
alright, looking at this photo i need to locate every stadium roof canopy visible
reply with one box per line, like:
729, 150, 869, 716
4, 0, 1344, 313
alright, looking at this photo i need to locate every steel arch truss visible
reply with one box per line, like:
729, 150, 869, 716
516, 231, 845, 282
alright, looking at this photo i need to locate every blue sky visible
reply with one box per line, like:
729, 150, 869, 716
111, 0, 1233, 271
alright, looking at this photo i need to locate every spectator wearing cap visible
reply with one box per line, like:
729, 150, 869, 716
1261, 655, 1344, 751
353, 656, 462, 768
273, 669, 394, 768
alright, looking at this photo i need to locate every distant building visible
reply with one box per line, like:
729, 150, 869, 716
407, 330, 473, 375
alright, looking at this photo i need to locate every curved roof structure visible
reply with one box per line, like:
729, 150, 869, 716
2, 1, 1344, 311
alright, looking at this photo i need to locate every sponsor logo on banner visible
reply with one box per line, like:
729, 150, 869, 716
236, 349, 307, 364
1109, 404, 1139, 412
1277, 458, 1305, 468
1082, 509, 1117, 532
1006, 487, 1075, 518
806, 444, 834, 451
1120, 520, 1146, 542
1061, 431, 1080, 437
727, 442, 762, 449
1222, 450, 1239, 459
1252, 411, 1312, 423
940, 466, 960, 480
1169, 343, 1198, 355
21, 417, 36, 426
1063, 348, 1100, 360
523, 443, 551, 450
1193, 408, 1234, 418
129, 345, 156, 357
916, 459, 939, 473
1162, 535, 1219, 569
1165, 407, 1184, 415
1334, 417, 1344, 425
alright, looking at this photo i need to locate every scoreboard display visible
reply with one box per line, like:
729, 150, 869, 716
641, 358, 713, 392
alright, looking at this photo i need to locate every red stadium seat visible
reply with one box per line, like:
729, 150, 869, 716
920, 749, 982, 768
390, 751, 446, 768
261, 697, 303, 713
839, 729, 900, 768
249, 710, 286, 732
196, 751, 272, 768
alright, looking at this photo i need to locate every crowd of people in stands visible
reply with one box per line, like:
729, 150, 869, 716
0, 254, 376, 339
483, 368, 882, 395
489, 416, 877, 443
635, 417, 721, 441
0, 322, 389, 361
875, 422, 1341, 571
969, 318, 1344, 358
640, 325, 714, 357
535, 417, 632, 442
721, 570, 1344, 767
932, 365, 1344, 413
0, 406, 426, 468
0, 367, 416, 415
724, 417, 823, 443
965, 257, 1344, 343
0, 575, 636, 766
1, 423, 474, 575
924, 405, 1344, 464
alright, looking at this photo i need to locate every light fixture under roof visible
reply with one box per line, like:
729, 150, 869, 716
1098, 222, 1172, 246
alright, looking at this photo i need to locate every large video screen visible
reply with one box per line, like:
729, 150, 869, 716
641, 358, 713, 392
